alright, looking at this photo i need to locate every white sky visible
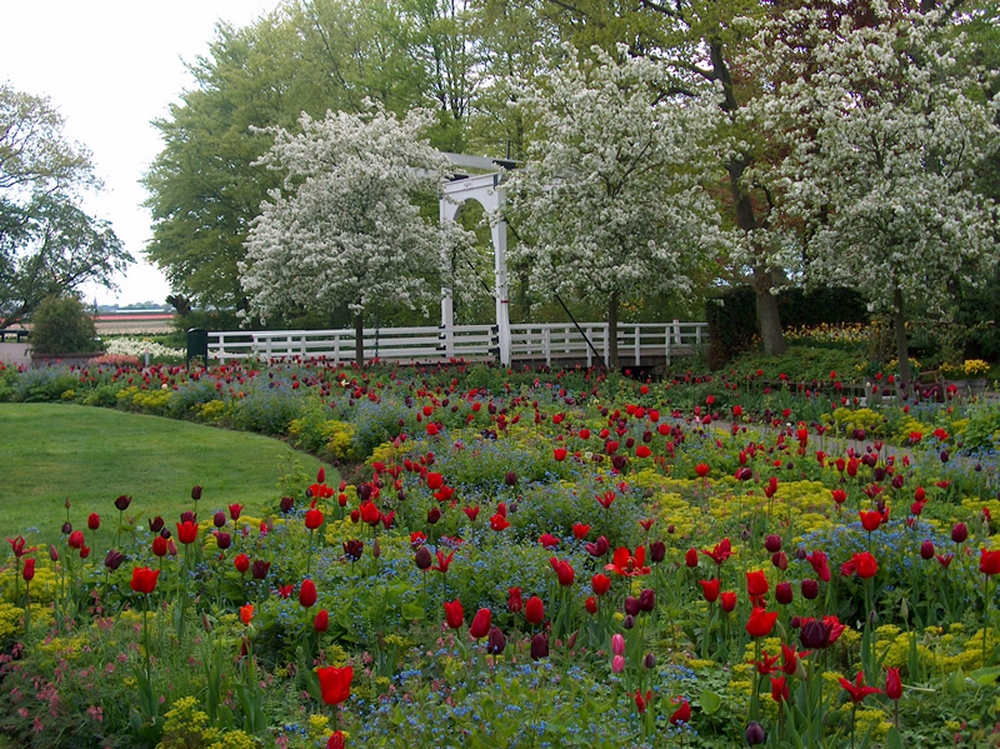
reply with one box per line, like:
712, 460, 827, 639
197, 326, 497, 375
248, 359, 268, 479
1, 0, 281, 306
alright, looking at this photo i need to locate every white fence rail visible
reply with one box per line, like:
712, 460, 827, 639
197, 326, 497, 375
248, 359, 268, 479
208, 321, 707, 367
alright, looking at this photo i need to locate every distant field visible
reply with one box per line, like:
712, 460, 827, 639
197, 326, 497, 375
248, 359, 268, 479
0, 403, 327, 545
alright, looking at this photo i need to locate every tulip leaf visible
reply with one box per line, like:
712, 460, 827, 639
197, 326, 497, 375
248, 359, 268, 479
886, 726, 903, 749
699, 689, 721, 715
971, 666, 1000, 686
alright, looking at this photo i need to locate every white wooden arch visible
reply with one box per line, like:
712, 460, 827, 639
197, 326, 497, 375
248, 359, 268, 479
440, 154, 514, 366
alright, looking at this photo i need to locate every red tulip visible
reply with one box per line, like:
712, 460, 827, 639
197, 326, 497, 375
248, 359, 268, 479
668, 698, 691, 725
746, 570, 769, 597
444, 599, 464, 629
507, 587, 523, 613
700, 538, 732, 565
699, 578, 721, 603
314, 609, 329, 632
720, 591, 737, 613
746, 607, 779, 638
130, 566, 160, 594
305, 507, 324, 530
771, 675, 790, 703
234, 553, 250, 573
317, 665, 353, 706
885, 667, 903, 701
553, 447, 567, 461
525, 596, 545, 625
573, 523, 590, 540
22, 557, 36, 582
327, 731, 344, 749
840, 551, 878, 579
299, 579, 317, 607
685, 548, 699, 568
805, 550, 831, 582
839, 671, 883, 704
228, 503, 244, 521
490, 513, 510, 531
176, 520, 199, 545
980, 548, 1000, 575
68, 530, 85, 549
695, 463, 710, 478
88, 513, 101, 530
591, 573, 611, 596
469, 607, 491, 639
550, 557, 575, 586
859, 510, 882, 532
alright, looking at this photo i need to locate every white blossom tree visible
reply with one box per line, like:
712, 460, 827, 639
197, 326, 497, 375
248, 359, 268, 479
739, 7, 1000, 382
241, 104, 471, 365
504, 45, 726, 368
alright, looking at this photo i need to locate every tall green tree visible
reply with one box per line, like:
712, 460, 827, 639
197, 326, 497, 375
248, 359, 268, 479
0, 83, 129, 326
505, 46, 724, 367
241, 106, 473, 364
739, 5, 1000, 382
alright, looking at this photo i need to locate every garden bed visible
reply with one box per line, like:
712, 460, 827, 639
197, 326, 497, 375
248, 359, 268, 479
1, 359, 999, 748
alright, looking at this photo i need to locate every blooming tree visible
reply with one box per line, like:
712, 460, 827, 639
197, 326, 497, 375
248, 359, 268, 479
504, 45, 726, 368
241, 104, 471, 365
739, 7, 1000, 382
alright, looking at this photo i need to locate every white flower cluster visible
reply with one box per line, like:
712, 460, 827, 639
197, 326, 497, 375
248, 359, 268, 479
241, 104, 474, 325
104, 338, 185, 359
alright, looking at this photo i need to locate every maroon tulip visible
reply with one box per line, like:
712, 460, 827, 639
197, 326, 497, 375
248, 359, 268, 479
531, 632, 549, 660
952, 523, 969, 543
252, 560, 270, 579
88, 513, 101, 531
114, 494, 133, 511
920, 540, 935, 560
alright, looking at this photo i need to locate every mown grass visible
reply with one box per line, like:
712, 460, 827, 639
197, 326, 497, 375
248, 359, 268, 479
0, 403, 328, 545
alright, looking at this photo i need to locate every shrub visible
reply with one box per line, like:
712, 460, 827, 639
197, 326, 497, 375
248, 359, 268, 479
29, 295, 100, 354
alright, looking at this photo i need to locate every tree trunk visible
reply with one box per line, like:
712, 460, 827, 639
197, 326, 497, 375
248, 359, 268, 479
607, 291, 619, 370
754, 266, 787, 357
354, 311, 364, 368
712, 36, 788, 357
892, 286, 912, 385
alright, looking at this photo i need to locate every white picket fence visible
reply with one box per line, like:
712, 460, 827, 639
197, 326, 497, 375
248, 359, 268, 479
207, 321, 707, 368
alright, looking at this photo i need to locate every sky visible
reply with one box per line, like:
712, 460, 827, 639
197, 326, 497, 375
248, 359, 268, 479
1, 0, 281, 307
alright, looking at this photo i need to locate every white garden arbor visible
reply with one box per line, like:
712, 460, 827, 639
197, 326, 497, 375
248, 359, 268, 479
440, 153, 517, 366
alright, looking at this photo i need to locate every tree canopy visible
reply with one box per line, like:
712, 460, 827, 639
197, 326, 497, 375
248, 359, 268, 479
0, 83, 130, 326
738, 6, 1000, 381
505, 45, 725, 366
240, 105, 473, 364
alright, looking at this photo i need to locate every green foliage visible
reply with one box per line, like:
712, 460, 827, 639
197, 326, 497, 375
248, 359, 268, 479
28, 295, 99, 355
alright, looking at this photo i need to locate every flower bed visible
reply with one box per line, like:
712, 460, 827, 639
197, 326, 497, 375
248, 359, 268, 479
1, 360, 1000, 748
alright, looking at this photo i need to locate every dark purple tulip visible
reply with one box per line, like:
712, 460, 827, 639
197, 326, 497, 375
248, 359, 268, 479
180, 510, 196, 524
114, 494, 133, 511
638, 588, 655, 613
149, 516, 164, 533
343, 539, 364, 562
280, 496, 295, 514
952, 522, 968, 543
486, 626, 506, 655
800, 619, 829, 650
764, 534, 782, 553
103, 549, 125, 571
251, 559, 270, 579
414, 546, 432, 570
213, 511, 226, 528
746, 722, 766, 745
531, 632, 549, 660
650, 540, 666, 563
427, 507, 442, 525
775, 581, 793, 605
215, 531, 232, 550
191, 485, 203, 500
920, 540, 935, 560
624, 596, 640, 617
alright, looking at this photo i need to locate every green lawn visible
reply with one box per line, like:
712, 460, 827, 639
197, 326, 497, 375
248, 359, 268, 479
0, 403, 327, 545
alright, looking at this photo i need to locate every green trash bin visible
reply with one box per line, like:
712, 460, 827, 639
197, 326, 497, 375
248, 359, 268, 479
186, 328, 208, 366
